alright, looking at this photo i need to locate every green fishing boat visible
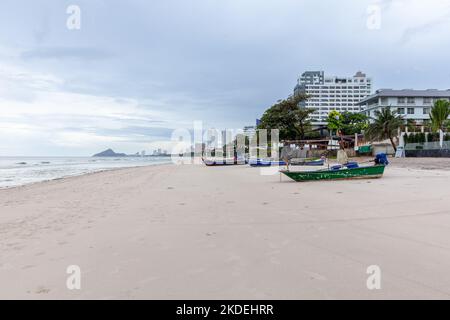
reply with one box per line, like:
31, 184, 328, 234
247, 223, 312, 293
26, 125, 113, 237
280, 164, 386, 182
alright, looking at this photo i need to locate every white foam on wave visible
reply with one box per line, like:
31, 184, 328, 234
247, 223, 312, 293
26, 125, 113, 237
0, 156, 172, 188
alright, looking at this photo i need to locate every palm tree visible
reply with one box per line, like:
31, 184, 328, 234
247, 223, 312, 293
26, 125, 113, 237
365, 107, 404, 152
429, 99, 450, 132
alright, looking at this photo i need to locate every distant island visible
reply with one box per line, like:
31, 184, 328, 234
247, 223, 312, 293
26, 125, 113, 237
93, 148, 171, 157
93, 149, 127, 157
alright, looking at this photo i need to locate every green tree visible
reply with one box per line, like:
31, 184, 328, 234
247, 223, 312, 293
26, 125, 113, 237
429, 99, 450, 132
365, 107, 404, 152
257, 94, 315, 140
340, 112, 369, 135
326, 110, 342, 136
326, 111, 368, 136
406, 119, 419, 133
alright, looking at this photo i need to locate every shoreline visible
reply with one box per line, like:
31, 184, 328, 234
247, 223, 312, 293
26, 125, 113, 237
0, 162, 173, 191
2, 156, 449, 191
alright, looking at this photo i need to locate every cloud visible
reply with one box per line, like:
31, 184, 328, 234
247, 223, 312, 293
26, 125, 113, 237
1, 0, 450, 155
377, 0, 450, 45
399, 10, 450, 44
0, 63, 184, 155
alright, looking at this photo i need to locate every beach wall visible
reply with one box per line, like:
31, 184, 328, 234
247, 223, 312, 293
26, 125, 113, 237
406, 149, 450, 158
372, 143, 395, 156
307, 149, 356, 158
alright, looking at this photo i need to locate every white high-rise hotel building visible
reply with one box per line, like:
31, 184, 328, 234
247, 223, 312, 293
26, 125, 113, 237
293, 71, 372, 125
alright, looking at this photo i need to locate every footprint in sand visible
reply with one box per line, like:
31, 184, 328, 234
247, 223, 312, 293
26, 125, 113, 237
226, 254, 242, 263
187, 267, 207, 275
307, 272, 327, 281
6, 242, 20, 247
22, 265, 35, 269
267, 250, 280, 256
269, 257, 281, 265
141, 276, 161, 284
35, 286, 51, 294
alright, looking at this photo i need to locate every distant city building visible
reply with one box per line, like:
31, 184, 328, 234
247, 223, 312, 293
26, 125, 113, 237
221, 129, 231, 147
192, 143, 205, 155
357, 89, 450, 123
294, 70, 372, 125
152, 148, 168, 156
243, 125, 256, 139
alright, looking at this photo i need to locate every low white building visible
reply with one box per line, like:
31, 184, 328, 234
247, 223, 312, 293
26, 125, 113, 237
357, 89, 450, 123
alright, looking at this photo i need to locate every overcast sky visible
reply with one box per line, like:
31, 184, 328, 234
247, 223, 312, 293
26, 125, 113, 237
1, 0, 450, 156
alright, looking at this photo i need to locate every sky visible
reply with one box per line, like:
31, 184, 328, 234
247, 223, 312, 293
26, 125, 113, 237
1, 0, 450, 156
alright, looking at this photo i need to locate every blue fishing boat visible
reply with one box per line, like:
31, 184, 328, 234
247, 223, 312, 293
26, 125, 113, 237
202, 158, 247, 166
249, 159, 286, 167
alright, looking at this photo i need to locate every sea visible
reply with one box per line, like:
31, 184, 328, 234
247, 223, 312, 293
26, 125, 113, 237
0, 156, 172, 188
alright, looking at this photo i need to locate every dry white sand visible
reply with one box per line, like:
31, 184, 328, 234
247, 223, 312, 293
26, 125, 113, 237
1, 158, 450, 299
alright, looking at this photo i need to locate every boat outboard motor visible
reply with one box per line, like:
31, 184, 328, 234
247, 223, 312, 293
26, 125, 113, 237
374, 153, 389, 165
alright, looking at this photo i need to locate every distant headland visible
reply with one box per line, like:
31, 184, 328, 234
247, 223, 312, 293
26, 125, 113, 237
93, 149, 170, 157
93, 149, 127, 157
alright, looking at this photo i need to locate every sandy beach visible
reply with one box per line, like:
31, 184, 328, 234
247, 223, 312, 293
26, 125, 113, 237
1, 158, 450, 299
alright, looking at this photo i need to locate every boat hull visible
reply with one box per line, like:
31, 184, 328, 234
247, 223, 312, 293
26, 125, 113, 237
203, 161, 246, 166
202, 158, 248, 166
290, 159, 324, 166
249, 159, 286, 167
280, 165, 386, 182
